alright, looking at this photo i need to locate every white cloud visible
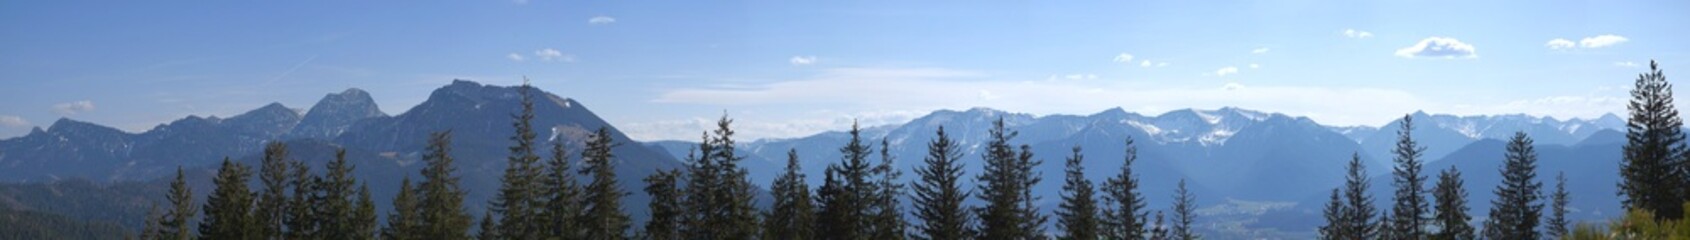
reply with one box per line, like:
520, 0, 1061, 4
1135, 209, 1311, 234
588, 16, 617, 25
0, 115, 28, 128
1616, 61, 1640, 68
1113, 53, 1134, 63
533, 48, 574, 62
1063, 74, 1098, 80
1137, 60, 1167, 68
52, 100, 95, 115
1157, 62, 1169, 67
507, 53, 526, 62
1214, 67, 1240, 77
1252, 48, 1270, 54
1343, 29, 1374, 39
1579, 34, 1628, 48
1546, 38, 1576, 50
1394, 37, 1477, 59
621, 109, 930, 141
1249, 63, 1261, 69
789, 56, 817, 65
1140, 60, 1151, 67
1223, 82, 1246, 91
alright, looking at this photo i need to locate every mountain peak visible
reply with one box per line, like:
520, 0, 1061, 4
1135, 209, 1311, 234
290, 88, 388, 139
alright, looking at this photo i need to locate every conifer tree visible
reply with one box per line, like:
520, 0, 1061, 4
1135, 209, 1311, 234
1319, 188, 1344, 240
1547, 172, 1571, 238
579, 127, 631, 240
1340, 153, 1377, 239
1104, 137, 1149, 240
1170, 179, 1198, 240
684, 114, 761, 239
644, 169, 683, 240
821, 121, 875, 240
1057, 146, 1101, 240
201, 158, 256, 239
418, 131, 473, 239
1431, 166, 1474, 240
284, 160, 320, 239
1621, 60, 1685, 220
478, 213, 497, 240
765, 149, 815, 240
1483, 132, 1543, 240
354, 184, 378, 240
257, 142, 291, 239
539, 141, 582, 239
682, 134, 722, 239
1149, 211, 1169, 240
1388, 115, 1429, 239
319, 149, 364, 240
975, 117, 1046, 240
814, 165, 846, 239
871, 139, 908, 240
912, 126, 972, 240
491, 81, 543, 240
141, 206, 162, 240
383, 177, 421, 240
159, 167, 195, 240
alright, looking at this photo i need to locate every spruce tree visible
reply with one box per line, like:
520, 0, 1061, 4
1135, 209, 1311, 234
1170, 179, 1198, 240
354, 184, 378, 240
579, 127, 630, 240
383, 177, 421, 240
871, 139, 908, 240
684, 115, 761, 239
1339, 153, 1376, 239
1057, 146, 1101, 240
418, 131, 473, 240
822, 121, 875, 240
1149, 211, 1169, 240
257, 142, 291, 239
284, 160, 320, 239
491, 81, 543, 240
539, 141, 582, 239
159, 167, 195, 240
1431, 166, 1474, 240
1483, 132, 1543, 240
1547, 172, 1571, 238
644, 169, 684, 240
478, 213, 497, 240
912, 126, 972, 240
682, 134, 721, 239
1104, 137, 1149, 240
975, 117, 1046, 240
201, 158, 256, 239
1621, 60, 1685, 220
319, 149, 363, 240
765, 149, 816, 240
141, 205, 163, 240
1388, 115, 1429, 238
815, 165, 848, 240
1319, 188, 1344, 240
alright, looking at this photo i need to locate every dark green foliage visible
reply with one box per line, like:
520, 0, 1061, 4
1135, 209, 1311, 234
644, 169, 684, 240
1171, 179, 1198, 240
257, 142, 290, 239
284, 160, 320, 239
765, 149, 816, 240
478, 212, 497, 240
871, 139, 908, 240
1319, 188, 1343, 240
200, 158, 256, 239
1483, 132, 1544, 240
1388, 115, 1429, 239
1057, 146, 1101, 240
1431, 166, 1474, 240
579, 127, 630, 240
0, 208, 131, 240
1340, 154, 1377, 239
683, 115, 761, 239
912, 126, 973, 240
159, 167, 195, 240
1103, 137, 1148, 240
1621, 60, 1686, 220
975, 117, 1046, 239
539, 141, 583, 239
817, 122, 875, 240
418, 131, 474, 239
815, 165, 849, 240
490, 81, 543, 240
1149, 211, 1169, 240
320, 149, 370, 240
383, 177, 422, 240
1548, 172, 1571, 238
355, 184, 378, 240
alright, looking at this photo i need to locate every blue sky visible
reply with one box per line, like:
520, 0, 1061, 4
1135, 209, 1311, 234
2, 0, 1686, 141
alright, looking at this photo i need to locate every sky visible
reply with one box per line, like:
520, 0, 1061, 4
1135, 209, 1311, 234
2, 0, 1687, 141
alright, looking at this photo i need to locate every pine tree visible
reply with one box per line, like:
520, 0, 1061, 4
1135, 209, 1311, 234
319, 149, 364, 240
871, 139, 908, 240
1388, 115, 1429, 238
765, 149, 816, 240
975, 117, 1046, 240
821, 121, 875, 240
1483, 132, 1544, 240
159, 167, 195, 240
1149, 211, 1169, 240
578, 127, 631, 240
201, 158, 256, 239
912, 126, 972, 240
644, 169, 684, 240
1621, 60, 1686, 220
383, 177, 421, 240
141, 205, 162, 240
257, 142, 290, 239
682, 133, 721, 239
284, 160, 320, 239
478, 213, 497, 240
1170, 179, 1198, 240
1057, 146, 1101, 240
1431, 166, 1474, 240
539, 141, 582, 239
354, 184, 378, 240
490, 81, 543, 240
418, 131, 473, 240
1339, 153, 1377, 240
1104, 137, 1149, 240
1547, 172, 1571, 238
815, 165, 849, 240
1319, 188, 1344, 240
684, 114, 761, 239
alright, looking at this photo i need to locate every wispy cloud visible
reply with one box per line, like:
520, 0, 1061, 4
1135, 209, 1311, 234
507, 53, 526, 62
1616, 61, 1639, 68
1113, 53, 1134, 63
1251, 48, 1270, 54
533, 48, 575, 62
1546, 38, 1576, 50
1579, 34, 1628, 48
52, 100, 95, 115
588, 16, 617, 25
0, 115, 28, 128
1214, 67, 1240, 77
1395, 37, 1477, 59
1249, 63, 1261, 69
789, 56, 817, 65
1343, 29, 1374, 39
